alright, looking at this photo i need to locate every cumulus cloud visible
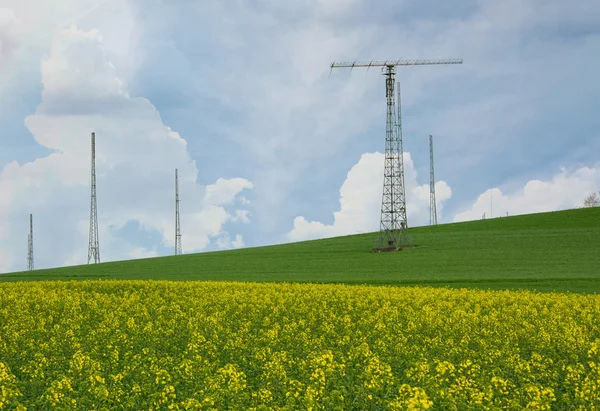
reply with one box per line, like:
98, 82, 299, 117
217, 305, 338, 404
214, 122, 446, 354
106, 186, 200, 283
0, 8, 20, 68
454, 164, 600, 222
231, 209, 251, 224
285, 152, 452, 242
133, 0, 599, 243
204, 178, 254, 206
2, 0, 599, 266
128, 247, 158, 260
0, 26, 252, 273
39, 26, 127, 104
216, 234, 245, 250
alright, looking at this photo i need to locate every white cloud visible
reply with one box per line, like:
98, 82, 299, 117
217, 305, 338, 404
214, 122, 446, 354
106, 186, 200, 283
232, 234, 245, 249
239, 196, 252, 206
454, 164, 600, 222
128, 247, 157, 260
285, 152, 452, 242
0, 8, 20, 68
0, 26, 252, 273
204, 178, 254, 206
141, 0, 599, 241
1, 0, 137, 87
1, 0, 599, 267
216, 234, 245, 250
40, 26, 126, 99
62, 250, 86, 268
232, 209, 251, 224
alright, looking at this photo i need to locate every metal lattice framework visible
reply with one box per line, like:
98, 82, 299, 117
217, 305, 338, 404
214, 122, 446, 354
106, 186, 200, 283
88, 132, 100, 264
330, 58, 462, 251
429, 134, 438, 226
175, 168, 182, 255
375, 71, 408, 251
27, 214, 34, 271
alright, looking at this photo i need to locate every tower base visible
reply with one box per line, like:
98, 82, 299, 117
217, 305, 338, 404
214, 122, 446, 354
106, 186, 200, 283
371, 246, 399, 253
371, 232, 413, 253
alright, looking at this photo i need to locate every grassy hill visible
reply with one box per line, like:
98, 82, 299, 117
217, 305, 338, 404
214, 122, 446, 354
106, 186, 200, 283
2, 207, 599, 293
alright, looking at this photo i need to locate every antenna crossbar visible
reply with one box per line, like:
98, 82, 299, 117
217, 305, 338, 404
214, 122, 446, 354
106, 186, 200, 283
331, 59, 463, 69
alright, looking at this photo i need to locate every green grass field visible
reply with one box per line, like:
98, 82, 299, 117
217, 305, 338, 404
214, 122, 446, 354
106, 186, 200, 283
2, 207, 599, 293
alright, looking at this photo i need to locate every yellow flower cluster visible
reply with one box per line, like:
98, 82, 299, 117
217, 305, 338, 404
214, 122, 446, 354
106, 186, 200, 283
0, 281, 599, 410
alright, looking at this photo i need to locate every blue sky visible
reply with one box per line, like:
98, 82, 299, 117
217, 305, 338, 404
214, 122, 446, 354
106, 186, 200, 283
0, 0, 599, 272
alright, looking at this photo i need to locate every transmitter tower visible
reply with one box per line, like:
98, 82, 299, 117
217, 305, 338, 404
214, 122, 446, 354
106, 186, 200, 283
429, 134, 437, 226
330, 59, 462, 251
175, 168, 182, 255
27, 214, 34, 271
88, 132, 100, 264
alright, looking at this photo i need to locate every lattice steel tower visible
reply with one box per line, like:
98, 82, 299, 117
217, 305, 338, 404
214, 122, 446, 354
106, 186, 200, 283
27, 214, 34, 271
175, 168, 182, 255
330, 59, 462, 251
429, 134, 437, 226
88, 132, 100, 264
375, 71, 408, 251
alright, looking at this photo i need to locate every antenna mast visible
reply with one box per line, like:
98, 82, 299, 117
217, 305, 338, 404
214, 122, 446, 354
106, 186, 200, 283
330, 58, 462, 251
27, 214, 34, 271
88, 132, 100, 264
175, 168, 182, 255
429, 135, 437, 226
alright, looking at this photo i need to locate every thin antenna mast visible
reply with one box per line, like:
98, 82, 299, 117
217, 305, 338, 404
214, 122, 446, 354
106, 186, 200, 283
330, 58, 462, 251
384, 79, 408, 247
175, 168, 182, 255
27, 214, 34, 271
429, 135, 437, 225
88, 132, 100, 264
490, 189, 493, 219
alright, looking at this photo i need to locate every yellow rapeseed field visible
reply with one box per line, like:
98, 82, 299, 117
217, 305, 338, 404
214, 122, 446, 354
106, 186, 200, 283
0, 281, 599, 410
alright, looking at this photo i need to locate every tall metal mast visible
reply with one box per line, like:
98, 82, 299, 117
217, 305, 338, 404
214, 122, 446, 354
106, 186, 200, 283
88, 132, 100, 264
376, 66, 404, 250
429, 134, 437, 226
330, 58, 462, 251
175, 168, 182, 255
394, 81, 408, 245
27, 214, 34, 271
